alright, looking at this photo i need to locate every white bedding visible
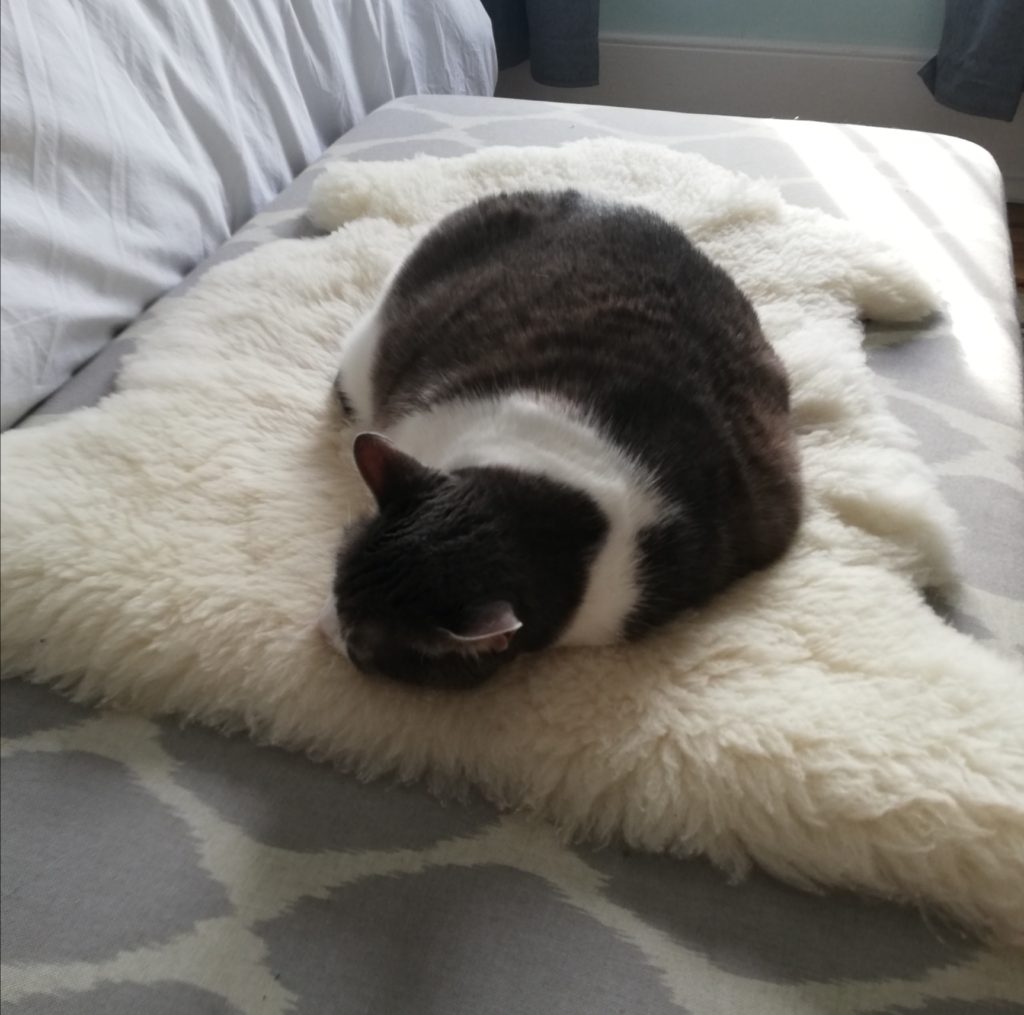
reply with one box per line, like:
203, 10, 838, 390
0, 0, 497, 429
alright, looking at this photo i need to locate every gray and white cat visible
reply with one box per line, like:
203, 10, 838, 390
319, 190, 801, 688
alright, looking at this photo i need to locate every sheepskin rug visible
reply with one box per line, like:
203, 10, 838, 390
3, 140, 1023, 943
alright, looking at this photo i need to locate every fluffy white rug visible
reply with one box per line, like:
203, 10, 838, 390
3, 140, 1023, 943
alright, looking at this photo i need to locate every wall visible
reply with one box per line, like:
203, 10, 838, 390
495, 2, 1024, 199
600, 0, 944, 51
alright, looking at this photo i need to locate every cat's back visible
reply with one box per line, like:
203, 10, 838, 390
371, 190, 780, 430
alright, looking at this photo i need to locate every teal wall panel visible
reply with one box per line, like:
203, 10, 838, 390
601, 0, 944, 50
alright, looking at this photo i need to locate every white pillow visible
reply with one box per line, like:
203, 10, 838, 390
0, 0, 497, 428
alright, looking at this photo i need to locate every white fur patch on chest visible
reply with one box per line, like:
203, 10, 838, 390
386, 393, 665, 646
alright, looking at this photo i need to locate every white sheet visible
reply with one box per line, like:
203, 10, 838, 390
0, 0, 497, 429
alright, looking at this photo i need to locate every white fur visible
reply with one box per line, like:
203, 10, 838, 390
334, 258, 410, 426
387, 393, 665, 645
334, 306, 383, 426
3, 140, 1023, 943
317, 595, 347, 656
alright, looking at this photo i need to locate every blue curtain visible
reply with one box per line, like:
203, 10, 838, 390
919, 0, 1024, 120
480, 0, 599, 87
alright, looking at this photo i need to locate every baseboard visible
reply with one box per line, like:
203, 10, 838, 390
495, 33, 1024, 201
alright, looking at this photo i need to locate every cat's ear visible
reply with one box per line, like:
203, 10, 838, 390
440, 601, 523, 655
352, 432, 430, 507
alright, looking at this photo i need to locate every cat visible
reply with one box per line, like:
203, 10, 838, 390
319, 189, 801, 689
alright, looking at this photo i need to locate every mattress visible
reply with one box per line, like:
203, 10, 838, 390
4, 96, 1023, 1014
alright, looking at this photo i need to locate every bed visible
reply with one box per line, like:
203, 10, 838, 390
3, 89, 1023, 1015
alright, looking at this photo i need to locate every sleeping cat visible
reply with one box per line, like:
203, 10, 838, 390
319, 189, 801, 688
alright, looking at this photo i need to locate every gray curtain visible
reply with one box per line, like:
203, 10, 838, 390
480, 0, 599, 87
919, 0, 1024, 120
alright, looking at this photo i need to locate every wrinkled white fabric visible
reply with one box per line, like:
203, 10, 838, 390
0, 0, 497, 428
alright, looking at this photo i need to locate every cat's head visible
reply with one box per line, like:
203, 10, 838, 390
320, 432, 525, 689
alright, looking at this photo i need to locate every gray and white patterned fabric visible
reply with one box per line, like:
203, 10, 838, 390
4, 96, 1023, 1014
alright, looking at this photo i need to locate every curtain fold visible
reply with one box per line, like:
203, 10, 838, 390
480, 0, 599, 87
919, 0, 1024, 121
